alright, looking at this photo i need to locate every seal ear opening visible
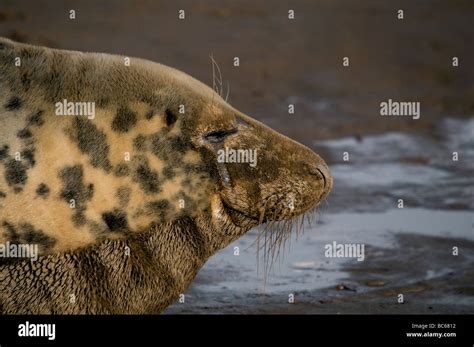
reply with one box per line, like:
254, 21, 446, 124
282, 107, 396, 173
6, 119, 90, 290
165, 109, 177, 127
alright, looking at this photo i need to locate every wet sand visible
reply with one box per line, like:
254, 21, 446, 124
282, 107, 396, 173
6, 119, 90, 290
0, 0, 472, 314
166, 233, 474, 314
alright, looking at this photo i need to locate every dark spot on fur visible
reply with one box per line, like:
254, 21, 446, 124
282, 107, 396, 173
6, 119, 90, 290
96, 98, 109, 108
0, 191, 6, 198
4, 159, 27, 190
182, 178, 192, 187
114, 163, 130, 177
17, 128, 32, 139
21, 223, 56, 251
72, 213, 87, 226
145, 110, 155, 120
59, 165, 94, 226
165, 109, 177, 127
116, 186, 131, 207
133, 134, 147, 151
176, 191, 197, 215
87, 221, 106, 235
145, 199, 170, 221
28, 111, 44, 127
36, 183, 50, 198
169, 136, 188, 154
0, 145, 9, 161
22, 148, 35, 167
112, 107, 137, 133
152, 134, 188, 164
129, 262, 146, 286
184, 162, 208, 174
0, 222, 20, 265
5, 97, 21, 111
139, 94, 164, 108
162, 166, 176, 179
20, 72, 31, 91
146, 199, 170, 211
133, 157, 161, 193
102, 209, 128, 231
71, 117, 111, 172
0, 222, 56, 252
2, 221, 19, 243
150, 134, 160, 152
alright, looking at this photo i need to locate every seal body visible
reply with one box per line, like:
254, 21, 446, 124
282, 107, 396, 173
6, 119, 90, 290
0, 38, 332, 313
0, 39, 215, 255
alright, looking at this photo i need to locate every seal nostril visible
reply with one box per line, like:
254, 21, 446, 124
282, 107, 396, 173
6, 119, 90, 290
316, 168, 327, 188
314, 164, 332, 192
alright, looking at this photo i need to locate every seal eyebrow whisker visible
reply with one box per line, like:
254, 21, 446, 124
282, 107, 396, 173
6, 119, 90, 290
211, 54, 217, 97
210, 54, 223, 97
211, 85, 215, 108
216, 61, 223, 97
225, 80, 230, 103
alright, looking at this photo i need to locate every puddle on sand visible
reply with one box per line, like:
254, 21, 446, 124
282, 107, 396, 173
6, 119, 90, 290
315, 117, 474, 212
165, 117, 473, 313
167, 208, 471, 297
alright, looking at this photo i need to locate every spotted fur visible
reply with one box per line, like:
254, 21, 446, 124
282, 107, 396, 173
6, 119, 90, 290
0, 38, 332, 313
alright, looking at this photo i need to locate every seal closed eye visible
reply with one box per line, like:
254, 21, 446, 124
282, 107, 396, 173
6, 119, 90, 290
204, 128, 238, 143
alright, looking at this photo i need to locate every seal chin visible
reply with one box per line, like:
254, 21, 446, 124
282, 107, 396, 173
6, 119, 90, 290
222, 201, 260, 226
210, 195, 258, 233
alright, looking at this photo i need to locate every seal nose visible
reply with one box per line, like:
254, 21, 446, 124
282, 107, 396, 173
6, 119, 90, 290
314, 163, 333, 198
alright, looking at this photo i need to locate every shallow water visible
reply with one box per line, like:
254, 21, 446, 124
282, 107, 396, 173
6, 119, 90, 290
165, 117, 474, 313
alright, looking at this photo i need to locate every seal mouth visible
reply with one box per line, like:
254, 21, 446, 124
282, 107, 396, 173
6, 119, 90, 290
222, 201, 260, 225
220, 192, 328, 227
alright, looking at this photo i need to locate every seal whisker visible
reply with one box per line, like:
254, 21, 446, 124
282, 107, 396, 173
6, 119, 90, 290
267, 209, 280, 274
254, 198, 325, 283
225, 81, 230, 102
210, 55, 223, 97
210, 54, 218, 110
210, 55, 219, 94
216, 63, 223, 97
211, 54, 216, 93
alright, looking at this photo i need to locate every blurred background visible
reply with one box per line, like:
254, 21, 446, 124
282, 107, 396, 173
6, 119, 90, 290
1, 0, 473, 313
